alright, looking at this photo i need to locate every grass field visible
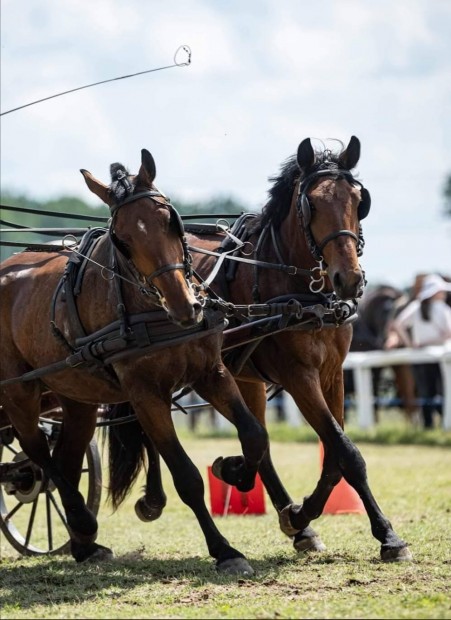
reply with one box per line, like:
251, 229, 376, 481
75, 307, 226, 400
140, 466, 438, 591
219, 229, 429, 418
1, 419, 451, 619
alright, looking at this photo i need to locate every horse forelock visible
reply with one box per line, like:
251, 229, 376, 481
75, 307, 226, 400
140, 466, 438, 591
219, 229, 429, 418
109, 162, 135, 203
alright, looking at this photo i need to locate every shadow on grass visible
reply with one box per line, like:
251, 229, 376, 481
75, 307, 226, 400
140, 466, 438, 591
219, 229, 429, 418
0, 545, 387, 613
0, 552, 309, 610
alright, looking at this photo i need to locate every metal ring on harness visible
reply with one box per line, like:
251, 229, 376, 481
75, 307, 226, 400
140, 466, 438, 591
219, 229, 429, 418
215, 218, 232, 231
241, 241, 254, 256
100, 266, 115, 281
309, 262, 326, 293
62, 234, 79, 250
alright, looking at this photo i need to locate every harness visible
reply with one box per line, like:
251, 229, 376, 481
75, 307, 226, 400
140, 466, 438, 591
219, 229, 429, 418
0, 163, 368, 388
0, 188, 226, 388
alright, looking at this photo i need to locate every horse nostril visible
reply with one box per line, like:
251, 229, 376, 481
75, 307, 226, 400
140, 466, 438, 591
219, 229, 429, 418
193, 302, 202, 317
333, 272, 342, 290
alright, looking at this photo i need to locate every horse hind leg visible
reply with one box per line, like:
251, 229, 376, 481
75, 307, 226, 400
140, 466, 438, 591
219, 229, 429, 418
135, 434, 167, 522
103, 403, 167, 522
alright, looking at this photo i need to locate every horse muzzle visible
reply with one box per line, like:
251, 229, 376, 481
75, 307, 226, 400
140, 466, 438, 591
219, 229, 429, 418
167, 301, 204, 328
331, 268, 365, 300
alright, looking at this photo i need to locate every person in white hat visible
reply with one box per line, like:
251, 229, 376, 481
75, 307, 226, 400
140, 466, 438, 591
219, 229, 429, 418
389, 274, 451, 428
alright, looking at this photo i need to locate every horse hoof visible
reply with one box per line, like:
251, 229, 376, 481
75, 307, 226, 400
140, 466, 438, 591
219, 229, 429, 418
84, 544, 114, 563
216, 557, 254, 577
135, 498, 164, 522
73, 541, 114, 563
293, 535, 327, 554
278, 505, 300, 537
211, 456, 254, 492
212, 456, 225, 481
381, 545, 413, 562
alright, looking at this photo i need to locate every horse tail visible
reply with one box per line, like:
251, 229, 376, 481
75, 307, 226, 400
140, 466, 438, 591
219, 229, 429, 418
102, 403, 146, 510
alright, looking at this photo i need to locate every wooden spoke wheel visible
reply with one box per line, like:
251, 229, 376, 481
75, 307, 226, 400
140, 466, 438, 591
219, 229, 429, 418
0, 421, 102, 556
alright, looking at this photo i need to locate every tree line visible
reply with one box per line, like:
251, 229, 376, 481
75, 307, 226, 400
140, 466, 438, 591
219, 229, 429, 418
0, 191, 249, 262
2, 173, 449, 262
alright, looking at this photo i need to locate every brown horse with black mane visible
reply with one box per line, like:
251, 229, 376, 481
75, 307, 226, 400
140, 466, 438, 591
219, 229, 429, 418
132, 136, 412, 562
0, 149, 268, 573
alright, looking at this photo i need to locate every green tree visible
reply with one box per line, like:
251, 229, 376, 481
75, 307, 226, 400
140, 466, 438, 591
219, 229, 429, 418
1, 191, 252, 261
0, 192, 108, 261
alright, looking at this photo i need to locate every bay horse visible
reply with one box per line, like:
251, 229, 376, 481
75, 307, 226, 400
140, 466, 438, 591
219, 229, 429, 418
132, 136, 412, 562
0, 149, 268, 573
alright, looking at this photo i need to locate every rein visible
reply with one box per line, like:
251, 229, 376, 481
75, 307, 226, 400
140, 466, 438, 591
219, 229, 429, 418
0, 166, 366, 389
189, 244, 322, 278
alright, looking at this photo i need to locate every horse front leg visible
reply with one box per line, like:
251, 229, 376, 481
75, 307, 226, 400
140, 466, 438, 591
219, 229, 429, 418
236, 379, 326, 553
193, 364, 269, 493
282, 368, 412, 562
3, 388, 102, 563
53, 396, 113, 562
131, 393, 255, 575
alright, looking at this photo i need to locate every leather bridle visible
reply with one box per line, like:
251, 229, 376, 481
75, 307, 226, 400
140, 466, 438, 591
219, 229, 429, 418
109, 186, 194, 304
296, 169, 369, 262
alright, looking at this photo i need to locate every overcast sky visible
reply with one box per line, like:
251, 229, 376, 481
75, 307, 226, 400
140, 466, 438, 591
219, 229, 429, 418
1, 0, 450, 290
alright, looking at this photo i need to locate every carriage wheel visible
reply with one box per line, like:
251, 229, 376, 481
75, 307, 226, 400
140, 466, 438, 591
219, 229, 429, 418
0, 423, 102, 556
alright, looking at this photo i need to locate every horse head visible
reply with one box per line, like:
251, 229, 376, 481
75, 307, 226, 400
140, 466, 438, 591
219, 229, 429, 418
296, 136, 370, 300
80, 149, 203, 327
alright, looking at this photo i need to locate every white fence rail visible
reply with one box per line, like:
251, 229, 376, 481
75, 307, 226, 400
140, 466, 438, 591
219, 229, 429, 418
281, 343, 451, 430
176, 343, 451, 432
342, 342, 451, 430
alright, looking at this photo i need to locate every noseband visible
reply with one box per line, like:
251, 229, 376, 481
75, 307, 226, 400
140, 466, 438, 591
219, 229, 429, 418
109, 180, 193, 304
297, 168, 370, 262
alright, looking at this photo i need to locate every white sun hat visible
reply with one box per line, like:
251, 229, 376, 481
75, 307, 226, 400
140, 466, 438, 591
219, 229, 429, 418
417, 274, 451, 301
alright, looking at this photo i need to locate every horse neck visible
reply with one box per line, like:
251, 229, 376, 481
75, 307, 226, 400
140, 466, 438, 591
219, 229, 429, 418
277, 199, 315, 270
243, 199, 324, 302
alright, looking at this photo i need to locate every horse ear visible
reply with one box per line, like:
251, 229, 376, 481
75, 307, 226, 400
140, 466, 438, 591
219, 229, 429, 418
297, 138, 315, 173
338, 136, 361, 170
80, 169, 113, 206
136, 149, 156, 187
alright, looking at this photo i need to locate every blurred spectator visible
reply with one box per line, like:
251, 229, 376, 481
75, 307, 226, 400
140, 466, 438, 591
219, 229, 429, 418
384, 273, 427, 351
387, 274, 451, 428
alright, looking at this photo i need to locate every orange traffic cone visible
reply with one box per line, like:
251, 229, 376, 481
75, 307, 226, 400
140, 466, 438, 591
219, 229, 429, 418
319, 442, 365, 515
207, 466, 266, 516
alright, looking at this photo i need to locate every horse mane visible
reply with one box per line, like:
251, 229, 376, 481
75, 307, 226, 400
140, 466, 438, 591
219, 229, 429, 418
109, 162, 134, 203
254, 141, 347, 232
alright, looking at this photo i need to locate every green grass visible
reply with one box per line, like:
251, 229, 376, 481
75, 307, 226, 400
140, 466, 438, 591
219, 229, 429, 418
1, 435, 450, 619
188, 406, 451, 448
